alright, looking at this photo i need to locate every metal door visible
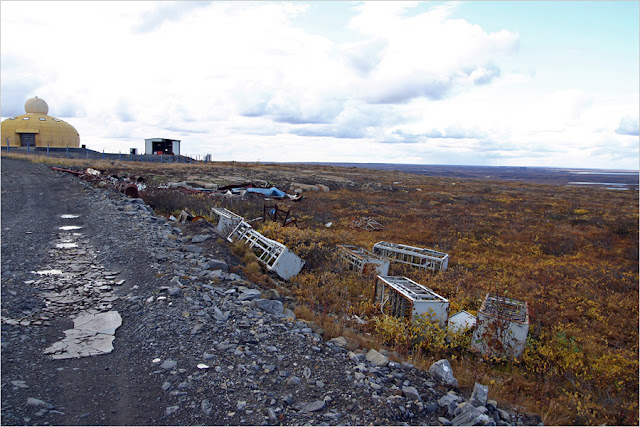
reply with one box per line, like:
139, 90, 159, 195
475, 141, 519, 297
20, 133, 36, 147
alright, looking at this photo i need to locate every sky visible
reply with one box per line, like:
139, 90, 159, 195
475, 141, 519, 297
1, 1, 638, 169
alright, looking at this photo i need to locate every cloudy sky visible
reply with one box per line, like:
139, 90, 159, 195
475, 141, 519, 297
1, 1, 638, 169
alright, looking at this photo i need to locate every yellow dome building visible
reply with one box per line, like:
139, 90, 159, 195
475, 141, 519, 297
1, 97, 80, 148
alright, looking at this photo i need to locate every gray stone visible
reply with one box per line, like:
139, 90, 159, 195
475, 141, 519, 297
26, 398, 55, 409
296, 400, 326, 413
160, 359, 177, 370
402, 386, 422, 402
365, 349, 389, 367
184, 245, 203, 254
425, 401, 439, 413
168, 287, 181, 297
203, 259, 228, 271
400, 361, 414, 370
161, 381, 172, 392
282, 394, 294, 406
238, 289, 262, 301
429, 359, 458, 388
286, 376, 301, 386
255, 299, 283, 316
497, 408, 511, 422
438, 416, 452, 426
470, 382, 489, 407
201, 399, 212, 416
165, 405, 180, 416
329, 336, 348, 348
191, 234, 211, 243
438, 392, 461, 418
452, 403, 485, 426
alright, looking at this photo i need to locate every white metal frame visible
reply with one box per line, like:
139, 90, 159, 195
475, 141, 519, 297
372, 241, 449, 271
374, 276, 449, 327
471, 293, 529, 358
222, 213, 305, 281
337, 245, 390, 276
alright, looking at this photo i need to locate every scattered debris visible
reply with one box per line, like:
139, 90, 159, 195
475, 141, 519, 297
263, 204, 298, 227
373, 241, 449, 271
337, 245, 390, 276
471, 294, 529, 359
351, 217, 384, 232
374, 276, 449, 328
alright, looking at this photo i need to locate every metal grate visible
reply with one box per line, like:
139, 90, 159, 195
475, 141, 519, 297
372, 241, 449, 271
480, 294, 528, 324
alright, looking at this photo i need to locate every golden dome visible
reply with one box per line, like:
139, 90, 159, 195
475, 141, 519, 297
1, 97, 80, 148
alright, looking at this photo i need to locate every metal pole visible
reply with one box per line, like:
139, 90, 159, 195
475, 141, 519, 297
161, 153, 163, 163
102, 149, 105, 160
66, 145, 69, 158
47, 144, 49, 157
27, 140, 30, 154
6, 138, 9, 153
119, 151, 121, 161
86, 148, 89, 159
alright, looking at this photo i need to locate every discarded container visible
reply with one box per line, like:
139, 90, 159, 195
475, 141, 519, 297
471, 293, 529, 359
337, 245, 390, 276
447, 310, 477, 333
373, 241, 449, 271
211, 207, 245, 236
374, 276, 449, 328
225, 215, 305, 281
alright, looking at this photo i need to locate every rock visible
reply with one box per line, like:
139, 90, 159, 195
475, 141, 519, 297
160, 359, 177, 370
201, 399, 212, 416
264, 288, 280, 299
165, 405, 179, 416
237, 289, 261, 301
316, 184, 330, 192
296, 400, 326, 413
203, 259, 228, 271
429, 359, 458, 388
470, 382, 489, 407
329, 336, 348, 348
438, 416, 453, 426
26, 398, 55, 409
286, 376, 301, 386
452, 403, 491, 426
254, 299, 283, 316
365, 349, 389, 367
168, 287, 181, 297
237, 401, 247, 410
191, 235, 211, 243
402, 386, 422, 402
267, 407, 277, 423
184, 245, 203, 254
438, 392, 461, 418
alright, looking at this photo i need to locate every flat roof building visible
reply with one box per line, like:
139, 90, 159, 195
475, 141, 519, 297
145, 138, 180, 155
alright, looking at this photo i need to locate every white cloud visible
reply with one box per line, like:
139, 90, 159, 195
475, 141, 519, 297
0, 1, 636, 169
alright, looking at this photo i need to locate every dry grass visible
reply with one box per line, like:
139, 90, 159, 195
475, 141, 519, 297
7, 152, 638, 426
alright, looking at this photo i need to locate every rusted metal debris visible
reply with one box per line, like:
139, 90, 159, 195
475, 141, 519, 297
264, 204, 298, 227
351, 217, 384, 232
52, 167, 146, 198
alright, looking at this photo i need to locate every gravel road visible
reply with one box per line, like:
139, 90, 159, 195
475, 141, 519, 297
1, 157, 540, 426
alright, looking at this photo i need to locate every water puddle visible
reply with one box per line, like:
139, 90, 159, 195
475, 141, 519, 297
60, 214, 80, 219
59, 226, 82, 231
56, 243, 78, 249
44, 311, 122, 359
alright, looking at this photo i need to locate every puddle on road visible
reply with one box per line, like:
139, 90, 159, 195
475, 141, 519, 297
59, 226, 82, 231
60, 214, 80, 219
44, 311, 122, 359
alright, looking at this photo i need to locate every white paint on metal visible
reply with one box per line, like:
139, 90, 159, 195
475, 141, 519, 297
375, 276, 449, 328
447, 310, 477, 333
372, 241, 449, 271
337, 245, 390, 275
471, 293, 529, 358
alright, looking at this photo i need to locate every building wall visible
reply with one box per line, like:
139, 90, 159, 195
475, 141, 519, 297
1, 114, 80, 148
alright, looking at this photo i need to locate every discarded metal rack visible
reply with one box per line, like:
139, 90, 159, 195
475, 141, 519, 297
264, 204, 297, 227
211, 208, 304, 281
374, 276, 449, 327
471, 293, 529, 359
337, 245, 390, 276
352, 217, 384, 231
372, 241, 449, 271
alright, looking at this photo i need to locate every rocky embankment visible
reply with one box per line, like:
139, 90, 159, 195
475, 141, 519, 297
1, 158, 543, 426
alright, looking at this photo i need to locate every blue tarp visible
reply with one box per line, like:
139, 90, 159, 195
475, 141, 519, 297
244, 187, 286, 197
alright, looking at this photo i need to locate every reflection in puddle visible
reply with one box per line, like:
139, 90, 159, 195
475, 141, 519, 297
56, 243, 78, 249
34, 269, 63, 275
60, 214, 80, 219
59, 226, 82, 231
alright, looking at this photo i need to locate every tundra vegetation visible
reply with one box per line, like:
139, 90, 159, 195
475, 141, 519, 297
5, 152, 638, 426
